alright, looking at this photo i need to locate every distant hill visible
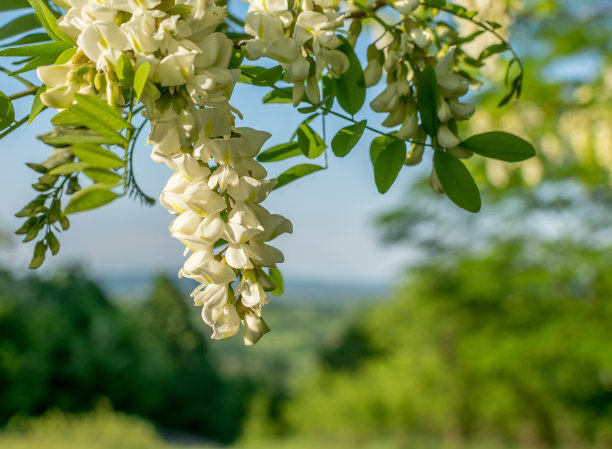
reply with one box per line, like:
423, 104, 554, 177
96, 272, 390, 304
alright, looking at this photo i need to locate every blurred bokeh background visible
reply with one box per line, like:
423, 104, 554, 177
1, 0, 612, 448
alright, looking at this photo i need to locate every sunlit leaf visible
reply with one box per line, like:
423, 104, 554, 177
331, 120, 366, 158
65, 184, 119, 214
274, 164, 325, 190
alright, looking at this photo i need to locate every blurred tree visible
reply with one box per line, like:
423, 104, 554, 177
0, 270, 252, 442
283, 239, 612, 448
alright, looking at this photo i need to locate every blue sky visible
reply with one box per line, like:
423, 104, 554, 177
0, 7, 427, 286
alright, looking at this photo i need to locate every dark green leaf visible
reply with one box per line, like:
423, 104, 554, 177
0, 91, 15, 130
65, 184, 119, 214
1, 32, 50, 47
251, 66, 283, 87
274, 164, 325, 190
46, 231, 60, 255
417, 64, 439, 138
0, 0, 30, 12
29, 84, 46, 123
332, 36, 365, 115
228, 48, 244, 70
460, 131, 535, 162
373, 139, 406, 194
257, 142, 302, 162
28, 240, 46, 269
0, 14, 41, 41
433, 150, 481, 213
331, 120, 366, 158
297, 123, 326, 159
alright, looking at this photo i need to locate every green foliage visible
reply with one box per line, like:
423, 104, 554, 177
0, 270, 251, 443
283, 241, 612, 447
0, 406, 170, 449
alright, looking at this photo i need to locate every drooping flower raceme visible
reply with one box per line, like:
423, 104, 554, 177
36, 0, 292, 345
242, 0, 349, 105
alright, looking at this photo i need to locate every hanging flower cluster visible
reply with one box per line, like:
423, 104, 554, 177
364, 5, 477, 172
35, 0, 293, 345
242, 0, 349, 105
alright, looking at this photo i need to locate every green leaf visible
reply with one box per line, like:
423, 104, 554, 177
297, 123, 325, 159
10, 54, 56, 75
0, 41, 70, 57
46, 231, 60, 255
55, 46, 76, 64
73, 143, 125, 169
84, 168, 122, 185
417, 64, 439, 138
370, 135, 395, 165
257, 142, 302, 162
263, 87, 292, 104
29, 84, 46, 123
269, 268, 284, 296
332, 37, 365, 115
0, 14, 41, 41
433, 150, 481, 213
228, 48, 244, 70
28, 240, 46, 269
0, 91, 15, 130
67, 94, 128, 144
373, 139, 406, 194
460, 132, 535, 162
1, 32, 50, 47
251, 66, 283, 87
331, 120, 366, 158
133, 61, 150, 100
478, 43, 510, 61
274, 164, 325, 190
238, 65, 267, 84
427, 0, 446, 7
26, 0, 75, 45
65, 184, 119, 214
116, 54, 134, 89
50, 109, 82, 127
0, 0, 30, 11
48, 161, 89, 175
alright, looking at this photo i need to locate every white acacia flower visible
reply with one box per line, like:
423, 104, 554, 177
208, 303, 241, 340
242, 310, 268, 345
224, 222, 264, 269
181, 255, 237, 284
77, 21, 130, 70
